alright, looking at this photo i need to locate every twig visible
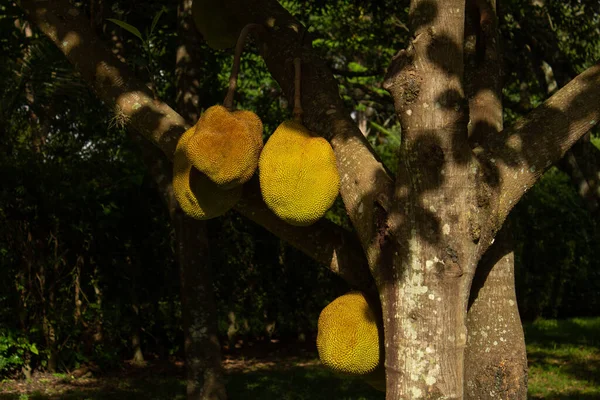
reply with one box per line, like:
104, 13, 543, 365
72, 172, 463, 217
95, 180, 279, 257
293, 57, 303, 122
223, 23, 264, 110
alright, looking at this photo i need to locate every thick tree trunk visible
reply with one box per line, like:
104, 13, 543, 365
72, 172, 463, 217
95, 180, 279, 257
463, 1, 528, 397
174, 1, 227, 398
381, 1, 476, 397
175, 214, 227, 400
465, 223, 527, 399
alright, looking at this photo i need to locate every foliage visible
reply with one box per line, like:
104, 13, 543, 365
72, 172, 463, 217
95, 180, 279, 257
514, 168, 600, 320
0, 330, 38, 379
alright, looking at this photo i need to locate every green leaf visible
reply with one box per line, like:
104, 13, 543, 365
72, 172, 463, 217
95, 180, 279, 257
30, 343, 38, 355
150, 8, 165, 35
107, 19, 143, 41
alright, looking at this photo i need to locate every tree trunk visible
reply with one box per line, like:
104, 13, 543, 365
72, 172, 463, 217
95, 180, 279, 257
465, 223, 527, 399
131, 328, 145, 365
381, 1, 475, 397
174, 1, 227, 398
175, 214, 227, 400
463, 1, 528, 398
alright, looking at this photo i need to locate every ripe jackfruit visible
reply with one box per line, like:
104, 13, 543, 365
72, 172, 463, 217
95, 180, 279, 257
258, 120, 340, 226
192, 0, 243, 49
173, 125, 242, 219
184, 105, 263, 189
317, 292, 381, 376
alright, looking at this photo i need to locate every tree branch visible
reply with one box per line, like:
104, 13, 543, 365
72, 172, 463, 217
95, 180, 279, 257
473, 61, 600, 235
225, 0, 395, 268
330, 66, 383, 78
20, 0, 374, 293
558, 134, 600, 217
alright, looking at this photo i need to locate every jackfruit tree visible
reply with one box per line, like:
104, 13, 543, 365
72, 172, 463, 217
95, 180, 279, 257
22, 0, 600, 399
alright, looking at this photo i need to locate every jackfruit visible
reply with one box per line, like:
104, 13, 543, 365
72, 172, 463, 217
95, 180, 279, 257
184, 105, 263, 189
317, 291, 381, 376
192, 0, 243, 49
173, 125, 242, 219
258, 120, 340, 226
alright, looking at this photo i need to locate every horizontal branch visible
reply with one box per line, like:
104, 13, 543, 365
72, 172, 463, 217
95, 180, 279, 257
21, 0, 374, 292
226, 0, 395, 265
330, 67, 382, 78
474, 61, 600, 233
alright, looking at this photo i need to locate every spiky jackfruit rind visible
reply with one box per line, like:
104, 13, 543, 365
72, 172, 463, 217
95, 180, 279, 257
258, 120, 340, 226
317, 291, 381, 376
173, 126, 242, 219
184, 105, 263, 190
192, 0, 242, 49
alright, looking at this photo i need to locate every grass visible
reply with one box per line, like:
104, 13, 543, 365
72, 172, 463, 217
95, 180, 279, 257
0, 317, 597, 399
525, 317, 600, 399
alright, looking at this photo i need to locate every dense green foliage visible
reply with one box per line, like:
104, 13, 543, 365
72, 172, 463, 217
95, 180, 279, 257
0, 0, 599, 379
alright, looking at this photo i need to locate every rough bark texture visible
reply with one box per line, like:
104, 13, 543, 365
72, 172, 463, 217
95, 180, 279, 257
463, 1, 528, 398
20, 0, 372, 293
475, 61, 600, 239
465, 223, 528, 399
382, 1, 475, 397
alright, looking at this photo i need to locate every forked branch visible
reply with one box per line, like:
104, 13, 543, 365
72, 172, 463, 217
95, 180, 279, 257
474, 61, 600, 235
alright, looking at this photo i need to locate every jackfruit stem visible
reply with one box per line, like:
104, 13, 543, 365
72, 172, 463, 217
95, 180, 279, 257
293, 57, 303, 122
224, 23, 264, 110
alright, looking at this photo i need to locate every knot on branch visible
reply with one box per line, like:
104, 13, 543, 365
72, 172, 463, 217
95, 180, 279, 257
383, 49, 420, 107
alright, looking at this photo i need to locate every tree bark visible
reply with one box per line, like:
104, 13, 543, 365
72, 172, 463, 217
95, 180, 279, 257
173, 1, 227, 398
175, 214, 227, 400
465, 223, 527, 399
381, 1, 475, 396
463, 1, 527, 398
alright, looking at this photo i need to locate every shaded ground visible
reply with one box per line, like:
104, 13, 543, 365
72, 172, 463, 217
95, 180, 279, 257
525, 317, 600, 399
0, 317, 598, 399
0, 342, 383, 400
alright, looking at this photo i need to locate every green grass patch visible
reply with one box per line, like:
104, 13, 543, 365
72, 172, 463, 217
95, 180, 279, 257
525, 317, 600, 399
